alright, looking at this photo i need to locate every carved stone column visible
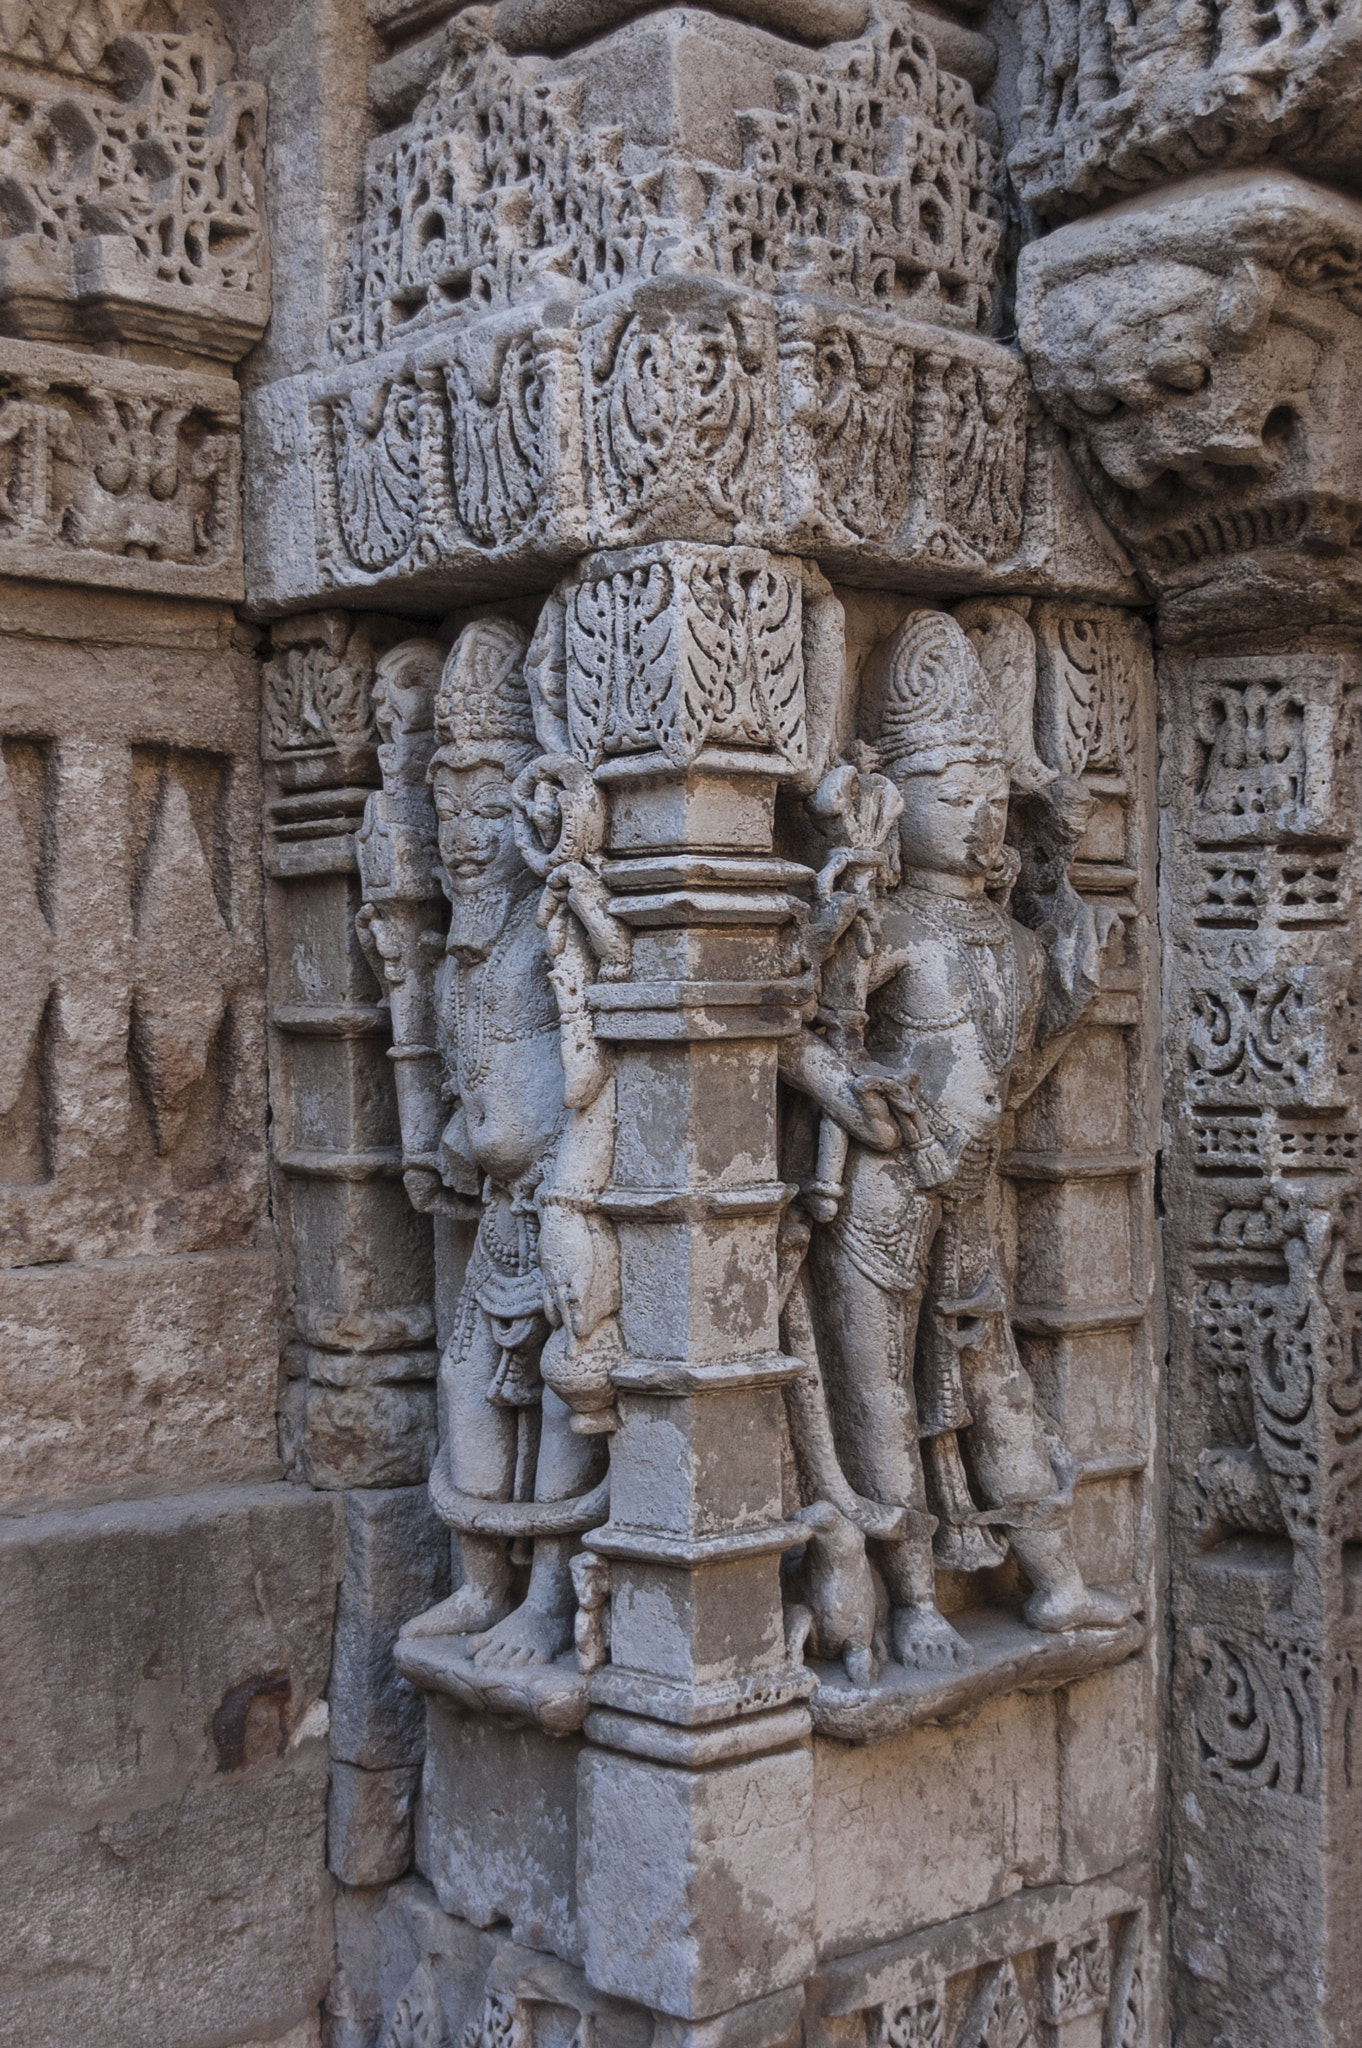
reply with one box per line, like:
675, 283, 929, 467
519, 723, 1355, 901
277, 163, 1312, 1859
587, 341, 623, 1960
245, 7, 1167, 2044
541, 544, 820, 2034
1022, 169, 1362, 2048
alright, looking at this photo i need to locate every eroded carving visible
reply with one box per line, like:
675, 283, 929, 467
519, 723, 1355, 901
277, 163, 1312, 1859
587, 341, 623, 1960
851, 1908, 1149, 2048
779, 607, 1131, 1675
331, 12, 1001, 365
0, 338, 241, 595
0, 22, 268, 359
359, 619, 624, 1671
1011, 0, 1362, 217
1019, 171, 1362, 639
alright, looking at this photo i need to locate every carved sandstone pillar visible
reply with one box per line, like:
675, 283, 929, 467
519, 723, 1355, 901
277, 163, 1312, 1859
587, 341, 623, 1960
1021, 170, 1362, 2048
535, 545, 821, 2033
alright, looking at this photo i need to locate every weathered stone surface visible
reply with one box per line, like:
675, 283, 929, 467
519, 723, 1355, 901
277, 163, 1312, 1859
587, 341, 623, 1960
812, 1694, 1062, 1958
1019, 171, 1362, 641
0, 338, 244, 600
328, 1758, 421, 1886
579, 1741, 816, 2020
328, 1875, 652, 2048
24, 0, 1352, 2032
417, 1705, 582, 1961
0, 20, 269, 361
0, 1484, 343, 2048
0, 1248, 280, 1511
0, 590, 267, 1273
1011, 0, 1362, 217
329, 1485, 451, 1768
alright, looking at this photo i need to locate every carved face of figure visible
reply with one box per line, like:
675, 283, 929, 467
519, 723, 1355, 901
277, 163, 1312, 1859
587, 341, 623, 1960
373, 644, 438, 787
1025, 258, 1317, 499
896, 758, 1009, 879
433, 762, 521, 893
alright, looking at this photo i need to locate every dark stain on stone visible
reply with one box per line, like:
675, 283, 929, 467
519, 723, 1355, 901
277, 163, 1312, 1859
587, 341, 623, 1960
212, 1669, 292, 1772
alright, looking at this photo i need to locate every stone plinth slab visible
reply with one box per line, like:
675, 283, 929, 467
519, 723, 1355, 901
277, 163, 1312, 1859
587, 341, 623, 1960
0, 1484, 343, 2048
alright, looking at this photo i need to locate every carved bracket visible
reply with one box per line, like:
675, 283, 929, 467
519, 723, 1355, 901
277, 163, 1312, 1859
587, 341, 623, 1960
1019, 170, 1362, 641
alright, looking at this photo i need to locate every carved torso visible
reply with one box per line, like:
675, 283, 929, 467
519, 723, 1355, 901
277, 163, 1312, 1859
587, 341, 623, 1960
868, 887, 1046, 1159
436, 889, 566, 1188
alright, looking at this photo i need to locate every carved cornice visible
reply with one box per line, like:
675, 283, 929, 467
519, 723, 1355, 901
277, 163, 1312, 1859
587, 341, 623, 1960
1019, 170, 1362, 641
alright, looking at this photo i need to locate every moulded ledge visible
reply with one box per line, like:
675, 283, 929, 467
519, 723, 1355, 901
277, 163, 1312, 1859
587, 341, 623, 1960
808, 1607, 1146, 1743
394, 1635, 591, 1737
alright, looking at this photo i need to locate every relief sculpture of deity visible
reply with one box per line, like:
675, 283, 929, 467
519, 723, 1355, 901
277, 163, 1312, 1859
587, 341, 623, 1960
358, 617, 623, 1672
358, 599, 1134, 1697
780, 607, 1133, 1674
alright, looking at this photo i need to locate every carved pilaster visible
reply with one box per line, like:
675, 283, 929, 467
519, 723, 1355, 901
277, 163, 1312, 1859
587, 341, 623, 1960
1022, 165, 1362, 2048
263, 609, 439, 1495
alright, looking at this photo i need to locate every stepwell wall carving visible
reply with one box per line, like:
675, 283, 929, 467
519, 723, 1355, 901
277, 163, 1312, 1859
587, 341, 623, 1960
243, 2, 1165, 2044
4, 0, 1355, 2042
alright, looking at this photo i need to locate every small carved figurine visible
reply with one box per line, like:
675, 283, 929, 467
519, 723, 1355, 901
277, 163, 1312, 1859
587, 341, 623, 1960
781, 609, 1130, 1671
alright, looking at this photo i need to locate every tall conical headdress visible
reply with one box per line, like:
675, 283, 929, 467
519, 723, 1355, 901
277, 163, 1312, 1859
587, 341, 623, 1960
431, 617, 535, 772
866, 609, 1006, 776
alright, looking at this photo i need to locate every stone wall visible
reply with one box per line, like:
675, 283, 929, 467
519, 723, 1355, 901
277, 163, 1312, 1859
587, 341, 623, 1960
0, 14, 341, 2048
2, 0, 1356, 2044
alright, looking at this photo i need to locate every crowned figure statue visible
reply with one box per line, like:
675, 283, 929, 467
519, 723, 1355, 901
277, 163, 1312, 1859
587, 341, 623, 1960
359, 618, 615, 1671
781, 609, 1131, 1671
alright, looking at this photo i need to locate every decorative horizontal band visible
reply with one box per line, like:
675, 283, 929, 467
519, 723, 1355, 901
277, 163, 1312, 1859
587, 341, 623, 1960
599, 1182, 793, 1220
275, 1146, 403, 1181
820, 1863, 1155, 2013
584, 1518, 806, 1567
612, 1352, 805, 1395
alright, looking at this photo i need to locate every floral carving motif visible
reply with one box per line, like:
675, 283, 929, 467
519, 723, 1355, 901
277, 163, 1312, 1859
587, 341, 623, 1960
0, 343, 241, 588
534, 545, 807, 771
587, 302, 767, 539
1191, 1628, 1322, 1797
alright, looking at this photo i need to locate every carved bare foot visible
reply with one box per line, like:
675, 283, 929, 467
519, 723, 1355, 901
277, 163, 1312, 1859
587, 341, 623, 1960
467, 1597, 573, 1669
889, 1602, 974, 1671
1024, 1582, 1131, 1633
843, 1643, 876, 1689
399, 1583, 510, 1642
